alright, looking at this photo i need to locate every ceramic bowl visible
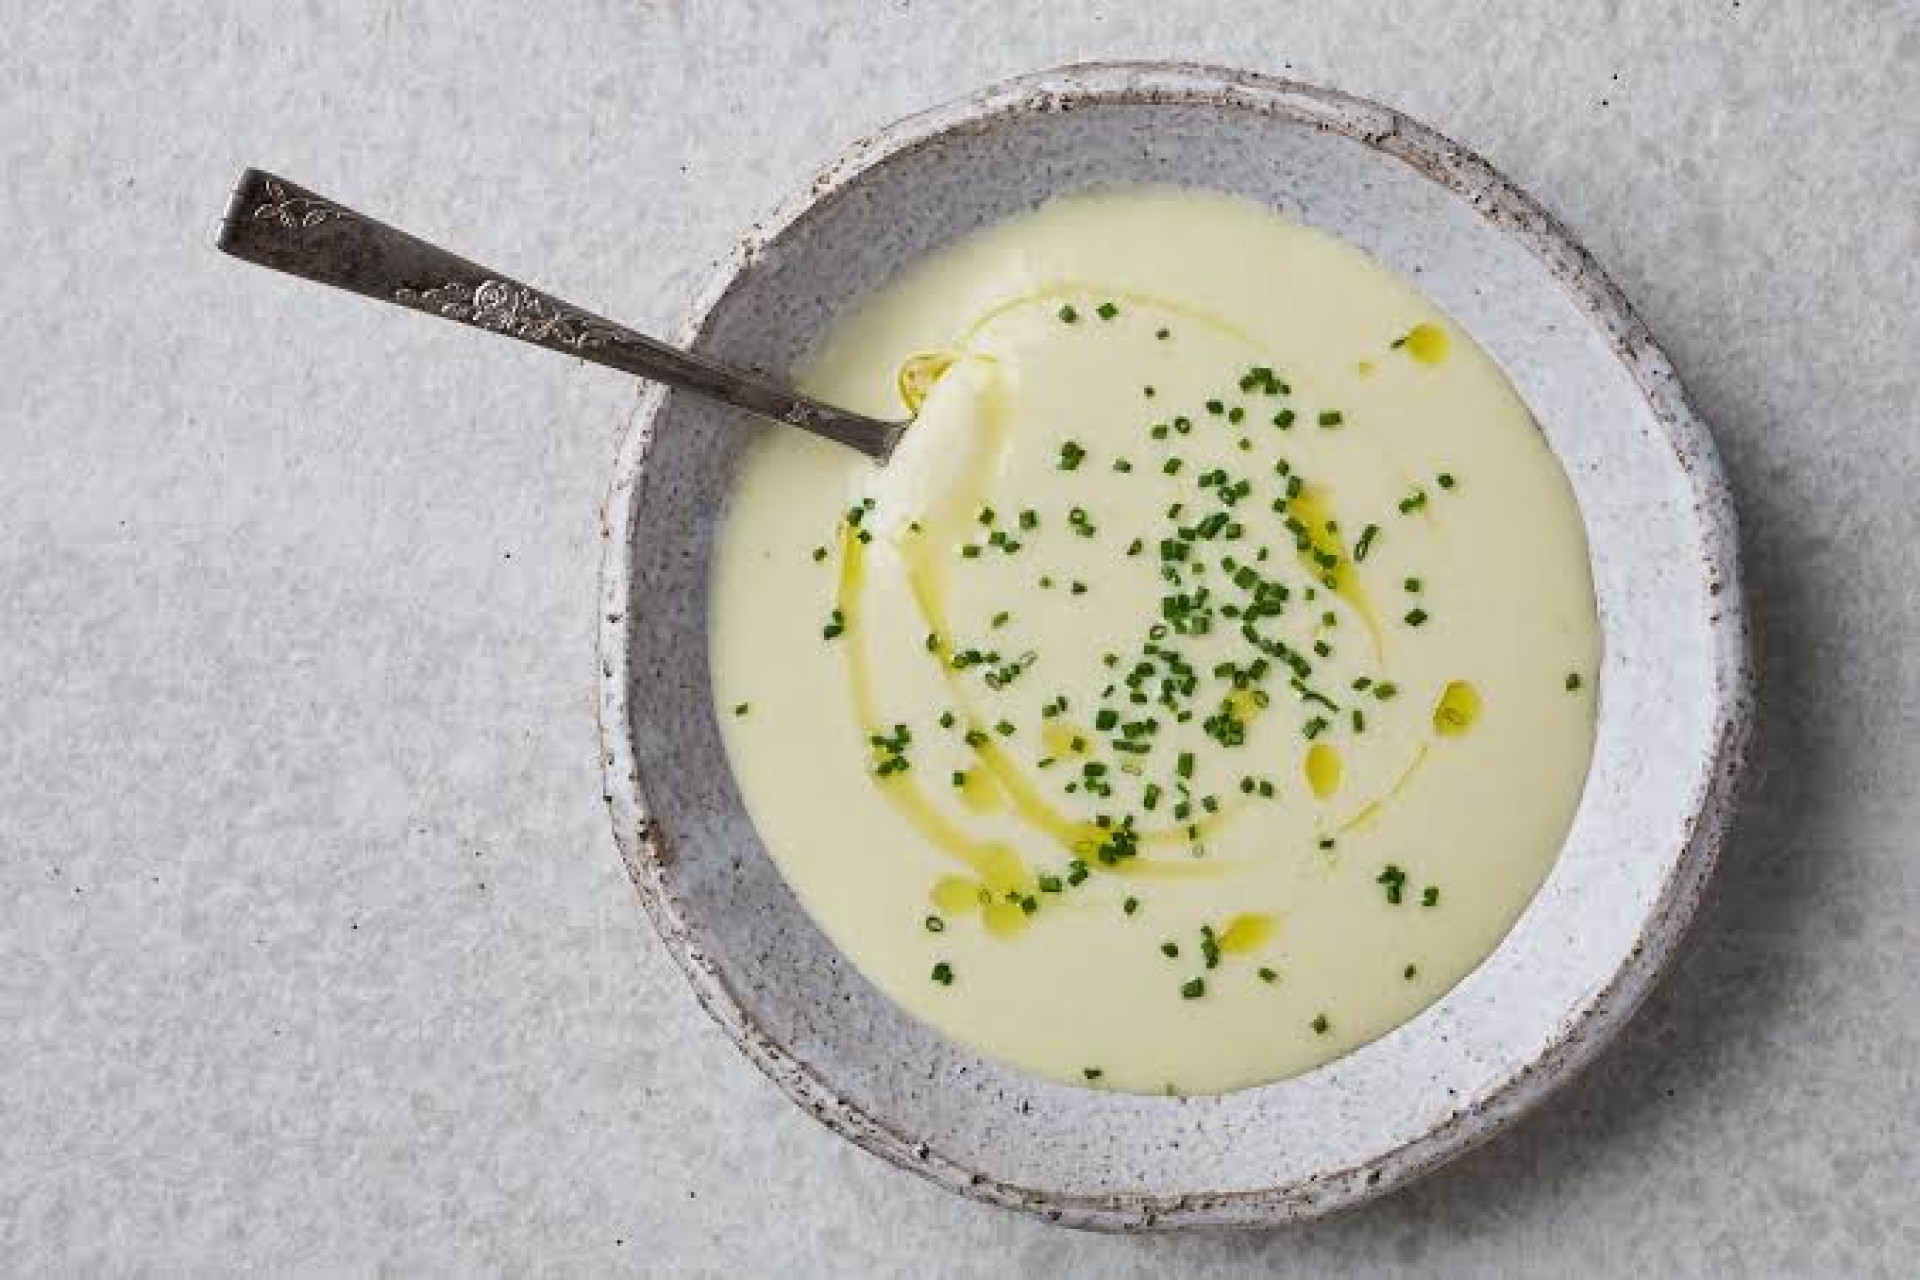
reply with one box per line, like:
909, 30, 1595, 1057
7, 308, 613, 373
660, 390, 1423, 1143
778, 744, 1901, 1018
598, 63, 1750, 1229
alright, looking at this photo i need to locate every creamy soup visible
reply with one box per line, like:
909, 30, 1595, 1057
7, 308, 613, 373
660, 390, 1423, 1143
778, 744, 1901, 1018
710, 187, 1598, 1095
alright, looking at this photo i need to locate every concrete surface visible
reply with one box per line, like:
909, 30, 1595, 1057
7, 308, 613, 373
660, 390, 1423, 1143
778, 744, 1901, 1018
2, 2, 1914, 1275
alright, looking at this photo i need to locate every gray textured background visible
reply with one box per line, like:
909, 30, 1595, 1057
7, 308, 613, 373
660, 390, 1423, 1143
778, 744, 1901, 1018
4, 2, 1915, 1275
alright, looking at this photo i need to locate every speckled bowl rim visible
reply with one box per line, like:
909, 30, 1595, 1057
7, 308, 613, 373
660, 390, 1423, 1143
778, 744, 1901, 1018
597, 61, 1752, 1229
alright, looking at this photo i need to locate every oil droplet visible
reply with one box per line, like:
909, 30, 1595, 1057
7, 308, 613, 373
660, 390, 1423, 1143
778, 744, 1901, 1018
982, 897, 1030, 937
956, 767, 1002, 814
931, 876, 982, 915
1217, 914, 1275, 953
1432, 680, 1481, 736
1403, 323, 1449, 365
1226, 689, 1265, 725
1041, 723, 1089, 758
1305, 743, 1344, 799
895, 351, 955, 412
1286, 485, 1382, 655
976, 843, 1028, 895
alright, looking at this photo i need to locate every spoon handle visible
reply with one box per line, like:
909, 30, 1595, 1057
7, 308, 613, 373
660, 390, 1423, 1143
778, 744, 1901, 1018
217, 168, 902, 461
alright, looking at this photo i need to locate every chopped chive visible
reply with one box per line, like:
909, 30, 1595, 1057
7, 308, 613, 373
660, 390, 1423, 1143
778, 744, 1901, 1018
1097, 301, 1119, 320
1083, 1067, 1104, 1081
1565, 672, 1584, 691
1318, 409, 1343, 427
1156, 327, 1171, 340
1124, 896, 1140, 916
1404, 608, 1428, 627
1181, 977, 1206, 999
1312, 1013, 1330, 1034
1422, 885, 1440, 907
931, 962, 954, 986
1258, 967, 1278, 984
924, 915, 944, 933
811, 546, 828, 562
1057, 304, 1079, 324
1353, 524, 1380, 562
1161, 941, 1179, 958
1404, 577, 1423, 593
1437, 472, 1457, 490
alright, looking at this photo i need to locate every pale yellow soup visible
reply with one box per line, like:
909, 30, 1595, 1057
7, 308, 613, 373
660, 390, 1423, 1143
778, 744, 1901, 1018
710, 187, 1599, 1095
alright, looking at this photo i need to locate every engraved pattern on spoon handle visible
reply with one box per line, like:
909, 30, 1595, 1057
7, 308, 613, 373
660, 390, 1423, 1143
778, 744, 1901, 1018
216, 168, 902, 460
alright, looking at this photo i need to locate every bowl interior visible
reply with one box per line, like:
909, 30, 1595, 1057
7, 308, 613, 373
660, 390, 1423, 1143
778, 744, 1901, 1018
609, 68, 1742, 1226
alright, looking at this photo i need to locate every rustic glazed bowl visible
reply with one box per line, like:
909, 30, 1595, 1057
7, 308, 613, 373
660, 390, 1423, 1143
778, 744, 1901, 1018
598, 63, 1750, 1229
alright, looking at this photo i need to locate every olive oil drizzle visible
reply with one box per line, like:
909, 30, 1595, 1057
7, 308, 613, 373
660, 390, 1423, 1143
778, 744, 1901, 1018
824, 290, 1483, 933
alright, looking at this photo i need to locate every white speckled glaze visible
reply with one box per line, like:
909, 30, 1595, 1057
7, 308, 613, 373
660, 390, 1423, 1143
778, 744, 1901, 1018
597, 63, 1751, 1229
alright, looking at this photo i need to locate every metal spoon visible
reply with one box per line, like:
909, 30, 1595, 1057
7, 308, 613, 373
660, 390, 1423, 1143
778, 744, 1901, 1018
216, 168, 907, 462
